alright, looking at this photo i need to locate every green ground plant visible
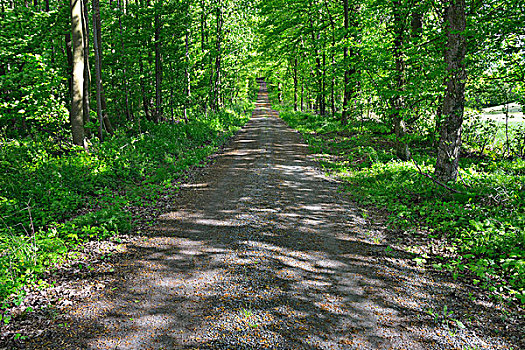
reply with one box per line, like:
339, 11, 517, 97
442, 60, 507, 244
280, 109, 525, 305
0, 107, 251, 303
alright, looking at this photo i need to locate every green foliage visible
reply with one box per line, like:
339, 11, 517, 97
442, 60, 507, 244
462, 111, 499, 155
0, 6, 69, 139
282, 109, 525, 304
59, 209, 132, 242
426, 305, 466, 331
0, 107, 250, 302
0, 0, 256, 307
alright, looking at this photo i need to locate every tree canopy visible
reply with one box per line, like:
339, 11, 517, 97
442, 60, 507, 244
0, 0, 524, 307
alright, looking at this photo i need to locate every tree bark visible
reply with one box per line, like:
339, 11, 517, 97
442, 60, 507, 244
184, 28, 191, 122
293, 57, 298, 112
117, 0, 131, 121
154, 6, 162, 122
391, 0, 410, 161
92, 0, 103, 140
65, 33, 74, 101
133, 5, 151, 121
322, 0, 336, 117
342, 0, 351, 124
330, 48, 335, 117
81, 0, 91, 130
301, 75, 304, 112
321, 42, 326, 116
93, 0, 113, 137
434, 0, 467, 182
201, 0, 206, 52
138, 57, 151, 121
411, 1, 423, 38
70, 0, 86, 147
214, 0, 222, 110
311, 30, 323, 116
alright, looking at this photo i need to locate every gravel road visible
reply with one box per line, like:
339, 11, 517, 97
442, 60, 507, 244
28, 81, 521, 349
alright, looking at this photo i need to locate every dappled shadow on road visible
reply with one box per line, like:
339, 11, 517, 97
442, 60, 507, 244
32, 82, 515, 350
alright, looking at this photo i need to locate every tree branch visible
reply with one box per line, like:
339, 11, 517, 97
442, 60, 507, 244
410, 155, 465, 194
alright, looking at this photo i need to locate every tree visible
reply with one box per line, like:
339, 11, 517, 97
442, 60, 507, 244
391, 0, 409, 161
81, 0, 91, 130
154, 1, 162, 122
70, 0, 86, 147
342, 0, 351, 124
434, 0, 466, 183
214, 0, 223, 110
92, 0, 113, 138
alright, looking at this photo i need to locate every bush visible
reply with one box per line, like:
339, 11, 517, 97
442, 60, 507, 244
0, 106, 250, 303
281, 109, 525, 304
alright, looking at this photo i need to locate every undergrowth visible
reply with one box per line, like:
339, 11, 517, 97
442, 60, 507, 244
0, 107, 251, 303
280, 109, 525, 305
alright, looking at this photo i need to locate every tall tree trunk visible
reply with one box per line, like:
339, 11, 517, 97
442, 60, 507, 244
411, 1, 423, 37
92, 0, 103, 140
184, 28, 191, 122
309, 25, 323, 115
168, 61, 175, 122
65, 33, 74, 101
331, 47, 335, 117
313, 33, 322, 115
154, 6, 162, 122
134, 11, 151, 121
200, 0, 210, 113
342, 0, 351, 124
293, 57, 298, 112
201, 0, 206, 52
391, 0, 410, 161
117, 0, 131, 121
434, 0, 467, 182
81, 0, 91, 131
321, 42, 326, 116
208, 11, 215, 112
93, 0, 114, 136
215, 0, 222, 109
342, 1, 360, 124
301, 74, 304, 112
70, 0, 86, 147
138, 57, 151, 121
322, 0, 336, 117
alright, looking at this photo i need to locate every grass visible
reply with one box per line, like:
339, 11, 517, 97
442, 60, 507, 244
464, 106, 525, 157
280, 109, 525, 305
0, 106, 251, 304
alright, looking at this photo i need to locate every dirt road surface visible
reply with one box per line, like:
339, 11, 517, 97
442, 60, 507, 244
28, 81, 520, 349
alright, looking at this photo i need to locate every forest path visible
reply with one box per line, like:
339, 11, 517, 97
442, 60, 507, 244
31, 81, 514, 349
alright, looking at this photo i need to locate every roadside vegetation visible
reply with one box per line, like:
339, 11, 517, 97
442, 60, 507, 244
255, 0, 524, 307
279, 106, 525, 306
1, 0, 259, 312
0, 105, 252, 307
1, 0, 524, 336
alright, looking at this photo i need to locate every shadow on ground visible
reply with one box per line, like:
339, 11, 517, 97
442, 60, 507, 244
29, 81, 517, 350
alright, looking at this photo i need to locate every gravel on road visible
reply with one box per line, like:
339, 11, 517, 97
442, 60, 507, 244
25, 81, 522, 350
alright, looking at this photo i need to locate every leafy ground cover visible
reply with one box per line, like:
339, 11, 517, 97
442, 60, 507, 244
280, 109, 525, 306
464, 105, 525, 158
0, 106, 251, 306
